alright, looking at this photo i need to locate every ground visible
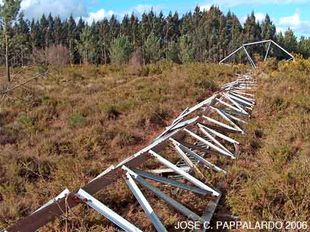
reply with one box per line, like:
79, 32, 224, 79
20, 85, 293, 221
0, 60, 309, 231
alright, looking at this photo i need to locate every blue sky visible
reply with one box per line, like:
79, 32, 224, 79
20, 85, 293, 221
17, 0, 310, 37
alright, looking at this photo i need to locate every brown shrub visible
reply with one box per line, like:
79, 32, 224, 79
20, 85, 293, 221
32, 48, 47, 65
129, 48, 143, 67
47, 45, 70, 66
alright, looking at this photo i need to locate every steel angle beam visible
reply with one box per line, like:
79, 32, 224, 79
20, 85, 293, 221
172, 94, 218, 123
231, 90, 255, 98
148, 167, 191, 175
219, 46, 243, 64
172, 141, 206, 180
123, 167, 167, 232
131, 168, 208, 195
170, 138, 226, 174
202, 115, 242, 133
133, 173, 204, 222
76, 189, 142, 232
197, 124, 234, 157
170, 107, 189, 126
243, 39, 271, 46
200, 192, 222, 232
229, 92, 255, 104
198, 123, 239, 145
149, 150, 219, 196
90, 165, 115, 183
221, 93, 249, 115
216, 98, 248, 116
177, 140, 211, 154
156, 116, 199, 140
243, 46, 256, 69
227, 93, 254, 107
116, 127, 181, 169
184, 129, 235, 159
270, 40, 295, 60
264, 41, 272, 61
158, 95, 217, 139
210, 106, 244, 133
33, 188, 70, 213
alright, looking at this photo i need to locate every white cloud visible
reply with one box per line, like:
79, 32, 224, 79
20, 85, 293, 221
240, 12, 266, 24
19, 0, 87, 19
116, 4, 163, 18
278, 10, 310, 35
279, 11, 301, 27
200, 4, 212, 11
133, 4, 160, 14
255, 12, 265, 22
199, 0, 308, 7
83, 9, 114, 24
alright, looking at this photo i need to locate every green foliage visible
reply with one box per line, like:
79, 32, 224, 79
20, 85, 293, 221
16, 113, 33, 127
144, 32, 161, 63
68, 113, 86, 128
109, 36, 133, 64
78, 26, 97, 64
0, 5, 309, 68
165, 41, 180, 63
0, 0, 21, 29
298, 36, 310, 58
178, 35, 194, 63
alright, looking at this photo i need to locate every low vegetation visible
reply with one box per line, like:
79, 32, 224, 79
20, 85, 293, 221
0, 62, 246, 230
227, 59, 310, 226
1, 59, 309, 231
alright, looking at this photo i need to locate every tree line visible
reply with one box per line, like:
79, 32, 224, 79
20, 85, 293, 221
1, 3, 310, 72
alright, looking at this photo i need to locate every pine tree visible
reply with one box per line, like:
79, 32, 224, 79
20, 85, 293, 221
243, 12, 261, 43
120, 14, 131, 39
178, 34, 194, 63
0, 0, 21, 82
283, 28, 297, 53
53, 16, 63, 45
66, 15, 77, 64
165, 41, 179, 63
109, 36, 133, 64
261, 14, 276, 40
78, 26, 96, 64
130, 14, 140, 48
298, 36, 310, 58
98, 18, 111, 64
144, 32, 161, 64
140, 12, 153, 44
40, 14, 49, 48
46, 14, 54, 46
13, 13, 31, 66
226, 11, 243, 61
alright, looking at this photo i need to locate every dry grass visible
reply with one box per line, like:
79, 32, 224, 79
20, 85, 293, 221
227, 59, 310, 226
0, 62, 246, 231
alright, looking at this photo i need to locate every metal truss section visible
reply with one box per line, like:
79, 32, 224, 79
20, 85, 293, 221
76, 189, 142, 232
131, 168, 208, 195
184, 128, 236, 159
123, 166, 167, 232
33, 188, 70, 213
219, 39, 294, 68
149, 150, 219, 196
170, 138, 227, 174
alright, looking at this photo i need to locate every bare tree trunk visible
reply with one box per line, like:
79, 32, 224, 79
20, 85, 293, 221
5, 32, 10, 82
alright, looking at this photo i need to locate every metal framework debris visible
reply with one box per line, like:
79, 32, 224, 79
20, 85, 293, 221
4, 73, 257, 232
219, 39, 295, 68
